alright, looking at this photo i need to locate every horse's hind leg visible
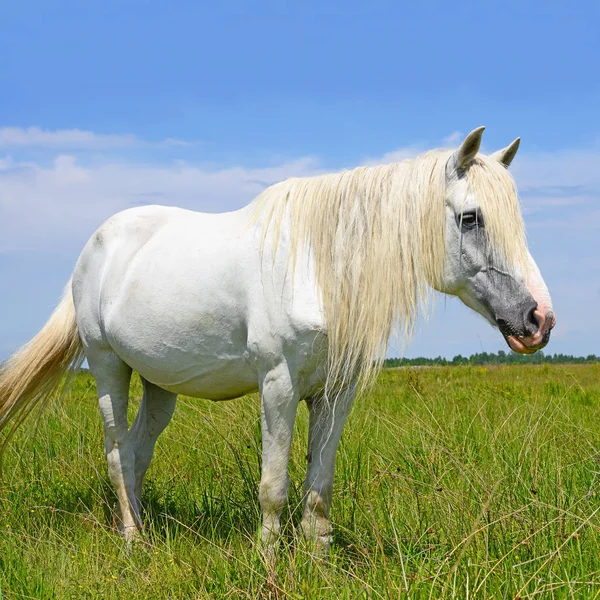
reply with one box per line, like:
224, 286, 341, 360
129, 378, 177, 505
87, 349, 140, 541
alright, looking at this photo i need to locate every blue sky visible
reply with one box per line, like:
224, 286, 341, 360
1, 1, 599, 360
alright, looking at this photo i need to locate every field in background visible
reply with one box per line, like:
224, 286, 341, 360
1, 364, 600, 599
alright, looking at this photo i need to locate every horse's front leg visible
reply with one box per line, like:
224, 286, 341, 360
301, 384, 356, 553
258, 363, 299, 554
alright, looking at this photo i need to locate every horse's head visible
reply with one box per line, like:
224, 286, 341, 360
437, 127, 555, 354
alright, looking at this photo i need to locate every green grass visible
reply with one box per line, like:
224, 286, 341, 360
2, 364, 600, 598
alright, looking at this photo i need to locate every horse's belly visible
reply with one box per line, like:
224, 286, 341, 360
136, 360, 258, 400
107, 323, 259, 400
104, 281, 259, 399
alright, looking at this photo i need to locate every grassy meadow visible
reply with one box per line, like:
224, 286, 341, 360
2, 364, 600, 599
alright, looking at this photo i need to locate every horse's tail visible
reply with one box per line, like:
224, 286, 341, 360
0, 279, 85, 460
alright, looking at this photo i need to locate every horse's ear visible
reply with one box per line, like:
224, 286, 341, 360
490, 137, 521, 168
452, 126, 485, 171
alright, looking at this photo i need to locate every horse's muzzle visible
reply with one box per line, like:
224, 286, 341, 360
503, 310, 556, 355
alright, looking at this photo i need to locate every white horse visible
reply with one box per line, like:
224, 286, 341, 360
0, 127, 554, 552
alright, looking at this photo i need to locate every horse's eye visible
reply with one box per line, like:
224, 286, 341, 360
459, 211, 480, 229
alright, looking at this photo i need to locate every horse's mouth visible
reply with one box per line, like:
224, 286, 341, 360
503, 334, 543, 354
497, 312, 555, 355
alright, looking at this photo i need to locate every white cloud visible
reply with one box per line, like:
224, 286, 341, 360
0, 153, 322, 253
0, 127, 195, 149
443, 131, 463, 145
365, 146, 422, 165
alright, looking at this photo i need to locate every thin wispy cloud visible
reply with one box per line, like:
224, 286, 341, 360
0, 151, 321, 254
0, 127, 197, 150
443, 131, 463, 145
365, 147, 422, 165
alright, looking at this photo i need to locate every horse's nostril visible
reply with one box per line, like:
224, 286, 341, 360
526, 304, 539, 334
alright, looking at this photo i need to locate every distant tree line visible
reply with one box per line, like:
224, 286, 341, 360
384, 350, 599, 367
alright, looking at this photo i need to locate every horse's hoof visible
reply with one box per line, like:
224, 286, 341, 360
309, 534, 332, 557
261, 542, 277, 564
300, 518, 332, 555
120, 525, 143, 547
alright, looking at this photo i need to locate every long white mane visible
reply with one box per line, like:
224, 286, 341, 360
250, 150, 528, 393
